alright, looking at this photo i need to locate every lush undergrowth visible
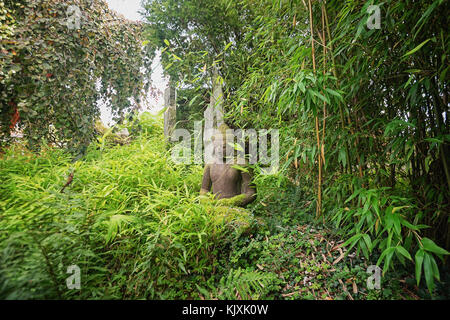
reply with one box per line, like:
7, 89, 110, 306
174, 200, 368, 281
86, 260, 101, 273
0, 113, 262, 299
237, 183, 450, 300
1, 114, 447, 300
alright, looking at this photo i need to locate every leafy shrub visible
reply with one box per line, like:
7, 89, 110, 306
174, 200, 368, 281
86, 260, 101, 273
1, 0, 153, 152
330, 185, 449, 294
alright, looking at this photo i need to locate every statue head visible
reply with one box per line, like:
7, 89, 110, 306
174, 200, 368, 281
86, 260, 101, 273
212, 123, 234, 160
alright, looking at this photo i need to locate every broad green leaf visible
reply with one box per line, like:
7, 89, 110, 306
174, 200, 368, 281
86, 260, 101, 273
396, 246, 412, 261
415, 249, 424, 285
421, 237, 450, 255
423, 253, 435, 293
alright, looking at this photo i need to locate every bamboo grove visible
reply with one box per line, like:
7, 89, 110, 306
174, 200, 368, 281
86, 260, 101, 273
148, 0, 449, 293
240, 0, 450, 293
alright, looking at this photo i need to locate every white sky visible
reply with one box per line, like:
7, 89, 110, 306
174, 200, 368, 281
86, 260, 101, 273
105, 0, 143, 21
100, 0, 167, 126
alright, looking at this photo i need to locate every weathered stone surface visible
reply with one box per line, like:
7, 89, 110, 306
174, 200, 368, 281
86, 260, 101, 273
210, 67, 224, 117
164, 86, 177, 141
204, 67, 225, 163
200, 123, 257, 207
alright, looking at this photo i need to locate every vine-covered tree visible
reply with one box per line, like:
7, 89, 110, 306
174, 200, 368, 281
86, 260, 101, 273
0, 0, 154, 152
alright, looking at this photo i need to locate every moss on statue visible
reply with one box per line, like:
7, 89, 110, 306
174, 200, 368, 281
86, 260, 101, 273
216, 194, 247, 207
199, 195, 258, 236
213, 205, 253, 236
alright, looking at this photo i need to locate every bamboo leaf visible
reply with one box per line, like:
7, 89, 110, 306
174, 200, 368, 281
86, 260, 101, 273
402, 39, 431, 58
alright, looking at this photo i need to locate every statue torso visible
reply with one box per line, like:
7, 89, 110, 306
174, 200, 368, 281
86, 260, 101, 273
209, 163, 241, 199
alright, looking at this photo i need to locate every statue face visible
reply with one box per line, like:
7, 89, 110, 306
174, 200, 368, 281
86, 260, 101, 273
213, 133, 234, 160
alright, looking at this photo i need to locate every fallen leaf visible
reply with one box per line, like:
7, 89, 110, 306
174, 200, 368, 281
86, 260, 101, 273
352, 281, 358, 294
333, 248, 344, 265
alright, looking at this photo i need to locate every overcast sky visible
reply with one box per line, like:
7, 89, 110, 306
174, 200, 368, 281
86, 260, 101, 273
105, 0, 143, 21
101, 0, 167, 125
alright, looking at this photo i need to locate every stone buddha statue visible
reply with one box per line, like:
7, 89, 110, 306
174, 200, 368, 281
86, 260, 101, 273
200, 124, 256, 207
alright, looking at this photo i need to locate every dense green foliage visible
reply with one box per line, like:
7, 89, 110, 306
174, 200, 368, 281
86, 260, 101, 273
144, 0, 449, 295
143, 0, 250, 88
1, 0, 153, 152
4, 114, 442, 300
0, 114, 269, 299
1, 0, 449, 300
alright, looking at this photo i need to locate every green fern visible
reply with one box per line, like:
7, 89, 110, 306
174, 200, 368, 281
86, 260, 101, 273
214, 268, 278, 300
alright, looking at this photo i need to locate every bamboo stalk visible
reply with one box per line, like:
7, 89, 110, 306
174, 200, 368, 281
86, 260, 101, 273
320, 2, 328, 223
321, 3, 327, 166
323, 3, 352, 177
309, 0, 322, 218
309, 0, 316, 72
